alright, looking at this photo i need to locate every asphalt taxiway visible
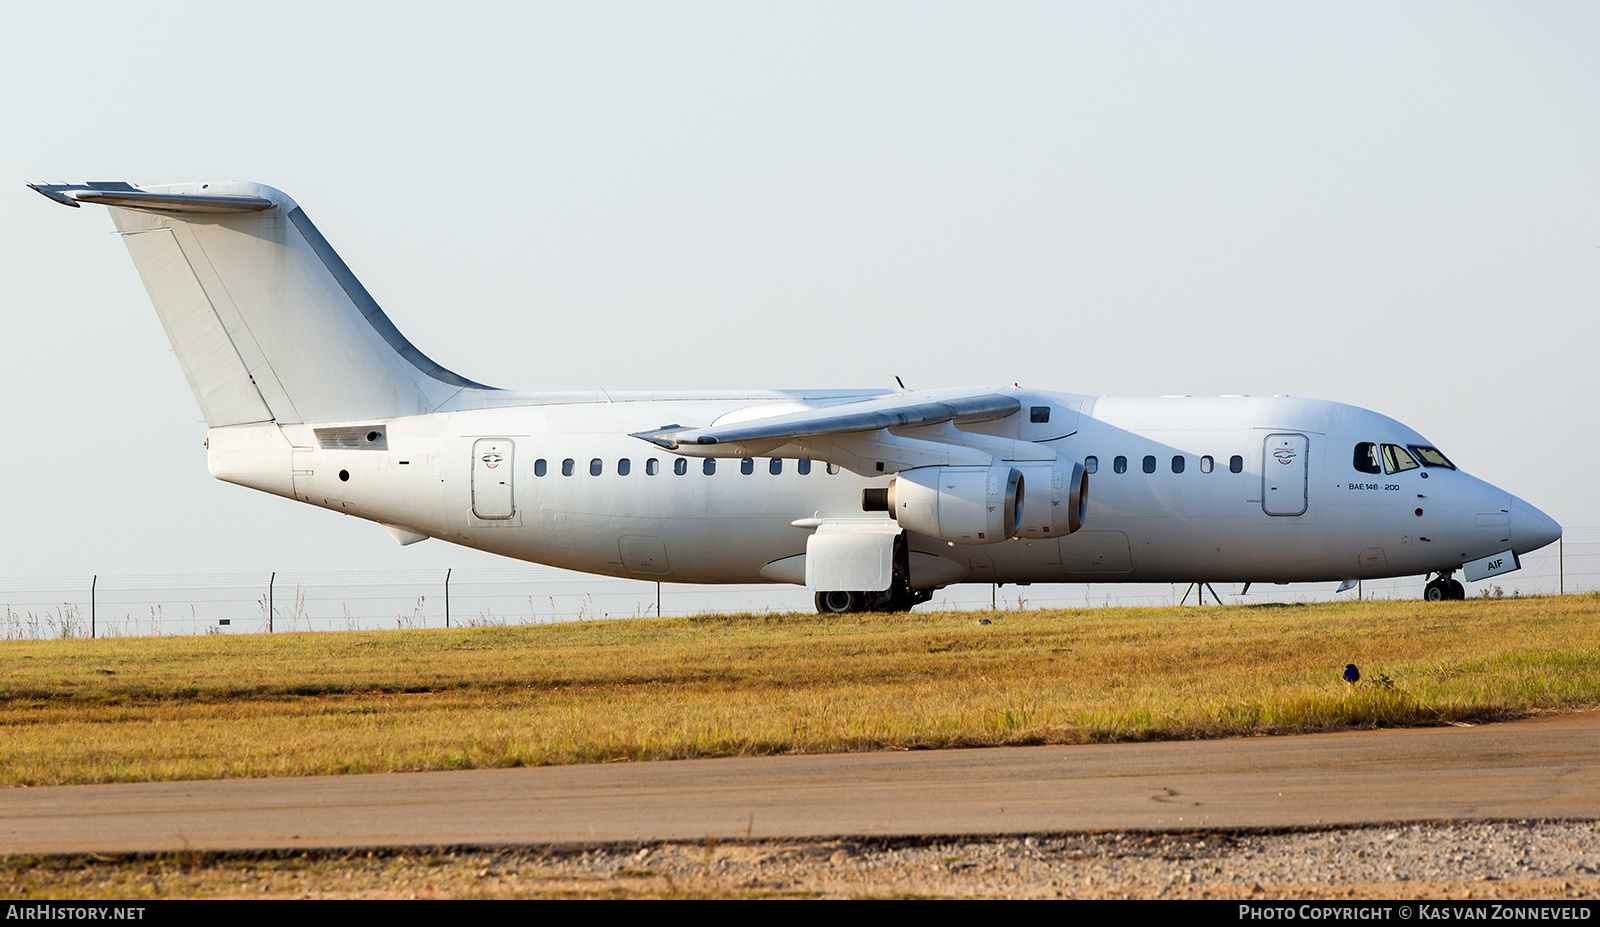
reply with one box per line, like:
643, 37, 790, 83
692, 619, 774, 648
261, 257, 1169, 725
4, 711, 1596, 854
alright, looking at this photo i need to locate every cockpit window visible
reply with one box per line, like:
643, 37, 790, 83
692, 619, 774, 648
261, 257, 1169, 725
1353, 442, 1381, 475
1380, 444, 1419, 474
1408, 445, 1456, 469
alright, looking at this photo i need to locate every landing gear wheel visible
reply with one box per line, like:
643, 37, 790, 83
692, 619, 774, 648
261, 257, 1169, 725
1424, 573, 1465, 602
815, 586, 932, 614
815, 591, 862, 614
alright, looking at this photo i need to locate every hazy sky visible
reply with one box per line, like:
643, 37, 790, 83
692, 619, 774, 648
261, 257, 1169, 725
2, 1, 1596, 578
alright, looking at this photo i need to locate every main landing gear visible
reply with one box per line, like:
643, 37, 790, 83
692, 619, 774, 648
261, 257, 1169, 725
814, 586, 935, 614
813, 532, 935, 613
1423, 571, 1466, 601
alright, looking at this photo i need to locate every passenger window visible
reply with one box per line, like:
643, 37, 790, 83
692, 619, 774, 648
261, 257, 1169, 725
1200, 455, 1213, 473
1229, 455, 1243, 473
741, 458, 754, 475
703, 459, 716, 475
1171, 456, 1184, 474
534, 459, 547, 477
646, 458, 659, 476
617, 459, 630, 476
1353, 442, 1381, 475
1030, 406, 1050, 423
590, 458, 603, 476
562, 458, 575, 477
769, 458, 782, 475
1142, 455, 1156, 474
827, 463, 840, 475
1408, 445, 1456, 470
1381, 444, 1419, 474
798, 459, 812, 475
1084, 456, 1098, 474
1113, 456, 1127, 474
674, 458, 687, 476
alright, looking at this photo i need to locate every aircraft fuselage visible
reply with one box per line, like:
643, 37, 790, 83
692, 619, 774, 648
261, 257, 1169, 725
208, 389, 1553, 589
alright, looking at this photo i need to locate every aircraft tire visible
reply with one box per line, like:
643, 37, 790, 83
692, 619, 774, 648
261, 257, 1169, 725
1424, 580, 1447, 602
815, 591, 862, 614
815, 588, 930, 614
1449, 580, 1466, 600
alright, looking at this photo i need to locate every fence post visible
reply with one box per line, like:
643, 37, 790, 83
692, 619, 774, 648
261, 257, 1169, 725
445, 568, 452, 629
90, 575, 96, 639
1559, 537, 1564, 596
268, 572, 275, 633
656, 581, 661, 618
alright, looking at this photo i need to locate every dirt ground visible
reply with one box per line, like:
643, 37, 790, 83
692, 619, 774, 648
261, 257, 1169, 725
8, 821, 1599, 900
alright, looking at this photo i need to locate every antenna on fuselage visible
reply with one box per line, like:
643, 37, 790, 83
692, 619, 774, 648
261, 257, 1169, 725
894, 376, 907, 390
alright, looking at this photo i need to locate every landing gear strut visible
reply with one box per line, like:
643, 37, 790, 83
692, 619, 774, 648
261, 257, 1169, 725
1423, 572, 1466, 601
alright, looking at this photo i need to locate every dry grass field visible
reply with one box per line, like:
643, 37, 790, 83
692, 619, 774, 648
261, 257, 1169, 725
2, 593, 1598, 787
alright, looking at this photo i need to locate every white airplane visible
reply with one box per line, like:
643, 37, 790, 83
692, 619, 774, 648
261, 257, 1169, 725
33, 180, 1562, 611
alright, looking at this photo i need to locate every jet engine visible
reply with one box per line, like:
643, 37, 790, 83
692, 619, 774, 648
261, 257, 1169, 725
873, 464, 1023, 545
1013, 459, 1087, 538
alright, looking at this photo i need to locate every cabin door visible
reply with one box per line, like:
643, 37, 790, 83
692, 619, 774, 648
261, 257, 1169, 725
472, 439, 516, 519
1262, 433, 1308, 516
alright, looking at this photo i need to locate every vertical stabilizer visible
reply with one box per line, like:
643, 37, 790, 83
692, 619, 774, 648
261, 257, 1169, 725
32, 181, 494, 427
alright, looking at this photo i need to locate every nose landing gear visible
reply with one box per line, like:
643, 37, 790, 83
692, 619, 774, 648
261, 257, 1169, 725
1423, 572, 1466, 601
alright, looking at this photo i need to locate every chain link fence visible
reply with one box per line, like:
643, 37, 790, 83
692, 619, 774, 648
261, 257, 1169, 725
2, 531, 1595, 640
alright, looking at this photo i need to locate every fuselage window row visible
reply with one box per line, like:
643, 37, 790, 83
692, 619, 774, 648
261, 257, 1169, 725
1086, 444, 1458, 480
532, 457, 821, 477
1083, 454, 1235, 476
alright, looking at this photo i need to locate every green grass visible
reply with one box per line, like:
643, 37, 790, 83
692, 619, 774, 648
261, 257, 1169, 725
2, 593, 1598, 786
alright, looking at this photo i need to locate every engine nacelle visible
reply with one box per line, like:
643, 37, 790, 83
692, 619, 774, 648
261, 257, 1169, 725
1013, 459, 1087, 538
887, 464, 1021, 545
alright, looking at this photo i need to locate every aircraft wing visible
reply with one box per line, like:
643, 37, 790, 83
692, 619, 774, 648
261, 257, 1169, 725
630, 389, 1050, 476
631, 390, 1020, 450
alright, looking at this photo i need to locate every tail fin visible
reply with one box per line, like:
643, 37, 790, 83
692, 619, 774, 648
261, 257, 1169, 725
31, 181, 493, 426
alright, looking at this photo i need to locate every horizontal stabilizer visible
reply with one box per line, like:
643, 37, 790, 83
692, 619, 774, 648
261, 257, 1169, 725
29, 183, 274, 215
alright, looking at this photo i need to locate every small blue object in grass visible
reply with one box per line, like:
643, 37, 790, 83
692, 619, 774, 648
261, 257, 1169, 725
1343, 664, 1360, 687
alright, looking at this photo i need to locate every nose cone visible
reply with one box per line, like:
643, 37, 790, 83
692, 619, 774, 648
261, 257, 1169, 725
1510, 495, 1561, 554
